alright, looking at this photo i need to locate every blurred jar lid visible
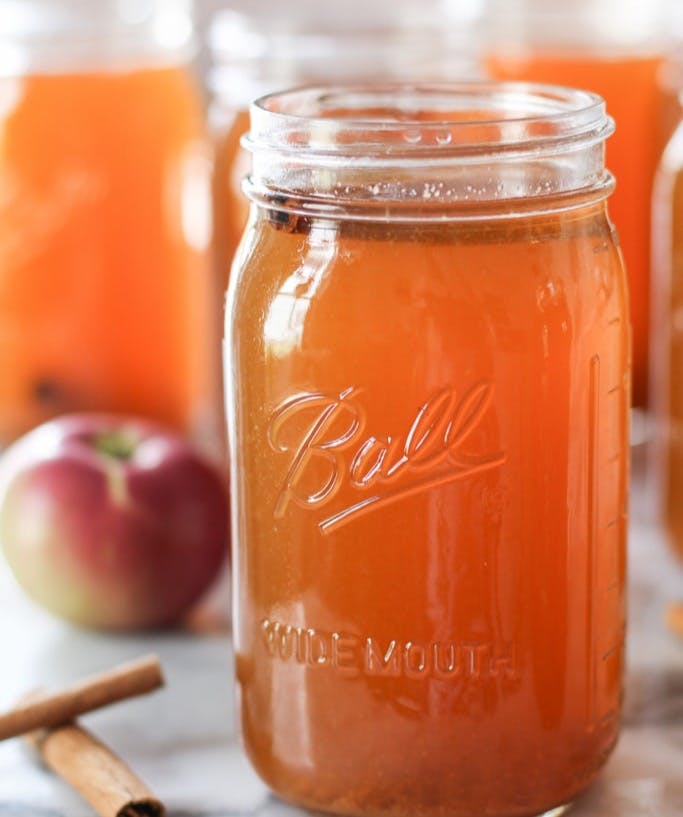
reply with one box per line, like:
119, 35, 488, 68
208, 0, 484, 109
0, 0, 194, 75
482, 0, 669, 53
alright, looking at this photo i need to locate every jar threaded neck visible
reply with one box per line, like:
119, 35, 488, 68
243, 82, 615, 222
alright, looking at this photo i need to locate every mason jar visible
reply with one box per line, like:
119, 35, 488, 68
483, 0, 667, 409
0, 0, 217, 450
226, 83, 629, 817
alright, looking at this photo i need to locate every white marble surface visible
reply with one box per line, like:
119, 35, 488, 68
0, 461, 681, 817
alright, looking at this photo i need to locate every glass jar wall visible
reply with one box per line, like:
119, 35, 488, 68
226, 83, 629, 817
484, 0, 668, 408
0, 0, 217, 450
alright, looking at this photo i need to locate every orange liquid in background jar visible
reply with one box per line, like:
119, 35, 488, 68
213, 108, 251, 285
487, 53, 664, 407
0, 67, 214, 444
657, 133, 683, 561
229, 204, 629, 817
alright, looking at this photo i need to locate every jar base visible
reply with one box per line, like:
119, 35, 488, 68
269, 789, 575, 817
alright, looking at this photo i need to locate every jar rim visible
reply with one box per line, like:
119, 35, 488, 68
246, 81, 612, 160
243, 82, 615, 222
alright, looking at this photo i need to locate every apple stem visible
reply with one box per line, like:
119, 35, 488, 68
94, 431, 138, 461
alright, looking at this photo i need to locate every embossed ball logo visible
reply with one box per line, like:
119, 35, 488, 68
267, 383, 506, 533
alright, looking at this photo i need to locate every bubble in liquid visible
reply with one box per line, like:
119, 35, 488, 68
403, 129, 423, 144
436, 132, 453, 146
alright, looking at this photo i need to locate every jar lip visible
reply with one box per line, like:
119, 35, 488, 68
243, 82, 614, 219
245, 81, 612, 160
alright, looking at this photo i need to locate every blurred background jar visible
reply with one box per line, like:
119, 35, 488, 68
207, 0, 483, 289
484, 0, 669, 409
0, 0, 218, 451
652, 6, 683, 564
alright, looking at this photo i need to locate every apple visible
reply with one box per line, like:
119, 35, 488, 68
0, 414, 229, 630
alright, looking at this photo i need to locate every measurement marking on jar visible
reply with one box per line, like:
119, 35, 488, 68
586, 354, 600, 730
607, 451, 621, 464
606, 517, 620, 528
606, 580, 619, 592
607, 316, 621, 326
607, 384, 622, 395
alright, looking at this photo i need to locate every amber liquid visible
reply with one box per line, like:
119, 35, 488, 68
0, 66, 215, 444
487, 52, 664, 407
660, 132, 683, 560
213, 108, 251, 284
228, 202, 629, 817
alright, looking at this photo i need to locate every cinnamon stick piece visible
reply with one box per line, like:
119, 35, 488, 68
27, 722, 165, 817
0, 655, 163, 741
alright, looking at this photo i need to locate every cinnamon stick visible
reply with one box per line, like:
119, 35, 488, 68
27, 723, 165, 817
0, 655, 163, 741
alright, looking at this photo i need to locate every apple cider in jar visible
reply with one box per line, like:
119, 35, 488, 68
0, 1, 217, 448
226, 84, 629, 817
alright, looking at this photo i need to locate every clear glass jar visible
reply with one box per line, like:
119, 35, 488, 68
0, 0, 218, 450
226, 83, 629, 817
208, 0, 481, 286
484, 0, 668, 408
